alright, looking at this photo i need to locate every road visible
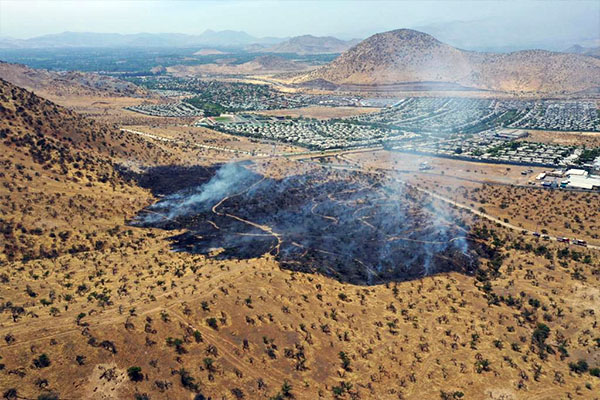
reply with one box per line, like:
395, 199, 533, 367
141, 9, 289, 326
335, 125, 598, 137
304, 155, 600, 251
408, 182, 600, 250
120, 128, 268, 156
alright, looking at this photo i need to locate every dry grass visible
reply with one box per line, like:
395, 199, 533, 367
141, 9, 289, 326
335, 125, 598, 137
1, 81, 599, 400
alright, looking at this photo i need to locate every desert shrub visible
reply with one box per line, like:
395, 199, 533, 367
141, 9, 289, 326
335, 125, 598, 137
33, 354, 51, 369
178, 368, 198, 391
37, 393, 59, 400
206, 317, 218, 330
569, 360, 589, 374
127, 366, 143, 382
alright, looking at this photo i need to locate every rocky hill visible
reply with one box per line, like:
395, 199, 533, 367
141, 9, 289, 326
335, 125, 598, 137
293, 29, 600, 94
259, 35, 359, 55
0, 61, 150, 98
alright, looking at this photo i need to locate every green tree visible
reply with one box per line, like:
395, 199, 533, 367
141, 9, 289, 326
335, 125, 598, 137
127, 366, 144, 382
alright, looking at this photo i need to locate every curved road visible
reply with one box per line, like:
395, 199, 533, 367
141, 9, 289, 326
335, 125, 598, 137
407, 182, 600, 251
306, 156, 600, 251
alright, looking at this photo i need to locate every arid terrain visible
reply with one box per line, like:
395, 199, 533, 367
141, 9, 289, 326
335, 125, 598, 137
1, 14, 600, 400
1, 69, 599, 400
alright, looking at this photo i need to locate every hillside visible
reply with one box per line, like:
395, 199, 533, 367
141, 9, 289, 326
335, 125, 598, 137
168, 55, 310, 76
292, 29, 600, 94
259, 35, 360, 55
0, 61, 150, 98
0, 79, 599, 399
0, 78, 179, 262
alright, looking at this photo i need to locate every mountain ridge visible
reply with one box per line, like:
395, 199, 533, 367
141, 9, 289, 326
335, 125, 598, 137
0, 30, 288, 49
0, 61, 151, 98
563, 44, 600, 59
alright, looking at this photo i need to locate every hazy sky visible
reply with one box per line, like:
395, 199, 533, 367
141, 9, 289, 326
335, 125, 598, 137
1, 0, 598, 48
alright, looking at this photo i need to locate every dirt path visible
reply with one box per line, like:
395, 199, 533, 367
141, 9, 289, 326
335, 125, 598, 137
0, 262, 246, 349
211, 177, 283, 255
120, 128, 265, 156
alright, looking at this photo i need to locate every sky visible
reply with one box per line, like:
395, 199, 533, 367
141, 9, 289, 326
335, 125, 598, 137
0, 0, 599, 49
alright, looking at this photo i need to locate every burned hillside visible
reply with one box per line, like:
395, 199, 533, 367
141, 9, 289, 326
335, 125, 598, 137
133, 163, 478, 284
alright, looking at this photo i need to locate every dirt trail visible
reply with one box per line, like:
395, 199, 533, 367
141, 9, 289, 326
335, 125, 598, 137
211, 177, 283, 255
411, 183, 600, 250
0, 263, 245, 349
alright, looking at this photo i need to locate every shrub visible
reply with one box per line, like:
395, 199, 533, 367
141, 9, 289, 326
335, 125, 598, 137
339, 351, 351, 371
475, 359, 491, 373
178, 368, 198, 391
3, 389, 17, 400
33, 354, 51, 369
569, 360, 589, 374
206, 317, 218, 330
532, 323, 550, 358
37, 393, 59, 400
281, 381, 292, 397
127, 366, 143, 382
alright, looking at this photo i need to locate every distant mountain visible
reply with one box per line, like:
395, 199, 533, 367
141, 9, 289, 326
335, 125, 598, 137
0, 30, 287, 49
0, 61, 150, 98
564, 45, 600, 59
292, 29, 600, 95
257, 35, 360, 55
0, 36, 23, 49
167, 54, 310, 76
193, 49, 229, 56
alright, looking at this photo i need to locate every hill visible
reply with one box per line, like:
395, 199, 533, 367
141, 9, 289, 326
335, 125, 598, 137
0, 78, 599, 399
259, 35, 360, 55
0, 78, 167, 262
292, 29, 600, 94
168, 55, 310, 76
0, 61, 150, 98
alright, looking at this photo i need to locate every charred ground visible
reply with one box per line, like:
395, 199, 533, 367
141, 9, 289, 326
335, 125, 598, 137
132, 163, 477, 285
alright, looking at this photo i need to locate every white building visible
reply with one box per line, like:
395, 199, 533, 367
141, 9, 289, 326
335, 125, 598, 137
565, 169, 588, 177
565, 173, 600, 190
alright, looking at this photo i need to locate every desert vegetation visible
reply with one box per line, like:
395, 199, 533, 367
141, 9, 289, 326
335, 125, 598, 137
0, 71, 599, 400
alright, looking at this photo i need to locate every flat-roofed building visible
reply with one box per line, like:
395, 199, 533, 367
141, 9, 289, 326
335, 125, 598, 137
566, 174, 600, 190
565, 169, 588, 177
